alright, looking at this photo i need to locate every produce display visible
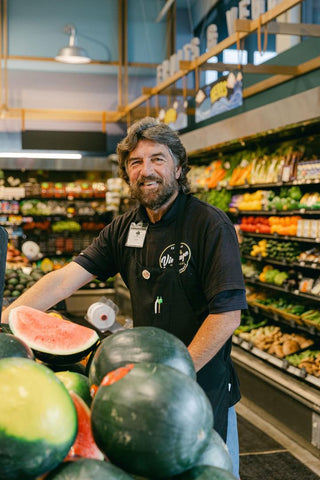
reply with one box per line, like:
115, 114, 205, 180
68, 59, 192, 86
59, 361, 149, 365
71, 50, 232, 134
0, 332, 34, 360
89, 326, 196, 388
45, 458, 134, 480
242, 259, 320, 298
189, 143, 315, 190
8, 306, 99, 365
241, 237, 302, 263
6, 244, 28, 268
196, 188, 232, 212
91, 362, 213, 478
239, 215, 301, 236
55, 370, 92, 407
194, 430, 233, 472
65, 391, 104, 461
0, 316, 234, 479
285, 350, 320, 377
236, 325, 314, 358
4, 267, 44, 299
0, 357, 77, 479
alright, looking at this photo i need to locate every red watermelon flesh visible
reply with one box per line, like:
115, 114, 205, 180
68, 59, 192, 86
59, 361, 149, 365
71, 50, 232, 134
9, 306, 99, 364
66, 391, 104, 461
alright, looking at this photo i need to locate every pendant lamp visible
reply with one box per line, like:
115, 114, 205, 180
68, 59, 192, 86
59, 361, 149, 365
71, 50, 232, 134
55, 24, 91, 64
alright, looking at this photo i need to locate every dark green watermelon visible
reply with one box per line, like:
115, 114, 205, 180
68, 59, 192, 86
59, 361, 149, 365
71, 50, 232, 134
172, 465, 237, 479
0, 357, 77, 480
46, 458, 134, 479
91, 362, 213, 478
0, 332, 34, 359
55, 370, 92, 406
89, 326, 196, 388
193, 429, 233, 473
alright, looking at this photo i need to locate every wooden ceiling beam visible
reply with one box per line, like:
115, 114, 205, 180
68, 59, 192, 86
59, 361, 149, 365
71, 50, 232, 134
243, 55, 320, 98
118, 0, 304, 120
180, 60, 298, 76
142, 86, 196, 97
1, 107, 122, 123
235, 19, 320, 37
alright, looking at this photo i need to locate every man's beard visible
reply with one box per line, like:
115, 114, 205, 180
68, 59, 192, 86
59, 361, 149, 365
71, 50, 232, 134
129, 173, 178, 210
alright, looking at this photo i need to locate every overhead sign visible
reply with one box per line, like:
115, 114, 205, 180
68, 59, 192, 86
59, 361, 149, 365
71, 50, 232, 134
157, 98, 188, 131
195, 71, 243, 123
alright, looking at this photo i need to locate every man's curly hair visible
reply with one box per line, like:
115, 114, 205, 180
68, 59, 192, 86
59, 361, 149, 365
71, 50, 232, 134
117, 117, 190, 194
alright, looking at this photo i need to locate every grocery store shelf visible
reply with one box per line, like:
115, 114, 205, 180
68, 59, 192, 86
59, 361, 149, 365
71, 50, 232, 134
232, 335, 320, 388
232, 344, 320, 455
245, 278, 320, 304
242, 254, 320, 272
225, 178, 320, 190
241, 231, 320, 244
235, 209, 320, 216
247, 303, 320, 338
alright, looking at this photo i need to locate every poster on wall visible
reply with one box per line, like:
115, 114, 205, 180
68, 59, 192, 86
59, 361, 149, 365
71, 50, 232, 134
158, 98, 188, 131
195, 71, 243, 123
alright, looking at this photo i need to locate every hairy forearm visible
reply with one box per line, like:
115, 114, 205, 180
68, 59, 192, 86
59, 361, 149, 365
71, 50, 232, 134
188, 310, 241, 372
1, 262, 94, 324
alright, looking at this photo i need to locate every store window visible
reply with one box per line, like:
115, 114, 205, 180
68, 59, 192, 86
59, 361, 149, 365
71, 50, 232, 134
253, 50, 277, 65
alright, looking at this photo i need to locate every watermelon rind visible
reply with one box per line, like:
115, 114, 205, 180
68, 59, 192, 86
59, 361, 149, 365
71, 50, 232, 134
46, 458, 135, 479
171, 465, 237, 479
55, 371, 92, 406
91, 362, 213, 478
89, 326, 196, 387
0, 357, 77, 480
0, 332, 34, 360
8, 305, 99, 364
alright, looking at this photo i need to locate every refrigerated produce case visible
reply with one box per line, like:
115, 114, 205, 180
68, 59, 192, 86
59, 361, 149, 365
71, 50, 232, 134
187, 118, 320, 453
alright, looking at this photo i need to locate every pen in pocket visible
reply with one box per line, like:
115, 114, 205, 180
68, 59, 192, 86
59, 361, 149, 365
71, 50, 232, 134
154, 296, 163, 314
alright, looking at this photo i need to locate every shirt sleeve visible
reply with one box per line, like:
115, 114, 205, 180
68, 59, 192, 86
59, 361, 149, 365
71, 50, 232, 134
199, 220, 246, 300
73, 223, 118, 280
209, 289, 248, 314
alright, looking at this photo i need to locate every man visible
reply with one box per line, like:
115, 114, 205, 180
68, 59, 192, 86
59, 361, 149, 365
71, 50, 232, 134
2, 117, 246, 477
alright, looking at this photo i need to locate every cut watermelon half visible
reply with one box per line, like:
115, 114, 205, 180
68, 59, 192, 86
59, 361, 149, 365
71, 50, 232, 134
9, 306, 99, 366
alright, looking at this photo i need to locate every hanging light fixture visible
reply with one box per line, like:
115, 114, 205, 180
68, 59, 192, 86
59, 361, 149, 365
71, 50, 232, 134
55, 24, 91, 64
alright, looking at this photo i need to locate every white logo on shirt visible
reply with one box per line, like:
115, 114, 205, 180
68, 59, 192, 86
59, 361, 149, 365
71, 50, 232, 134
159, 242, 191, 273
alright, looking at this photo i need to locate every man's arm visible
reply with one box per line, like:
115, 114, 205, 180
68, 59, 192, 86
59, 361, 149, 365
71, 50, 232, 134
188, 310, 240, 372
1, 261, 95, 324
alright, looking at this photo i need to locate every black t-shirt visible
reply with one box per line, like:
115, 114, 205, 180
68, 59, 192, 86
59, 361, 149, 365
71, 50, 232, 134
74, 193, 247, 438
74, 193, 247, 314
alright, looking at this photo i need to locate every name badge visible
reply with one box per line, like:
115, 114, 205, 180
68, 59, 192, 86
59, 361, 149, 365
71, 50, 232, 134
126, 222, 148, 248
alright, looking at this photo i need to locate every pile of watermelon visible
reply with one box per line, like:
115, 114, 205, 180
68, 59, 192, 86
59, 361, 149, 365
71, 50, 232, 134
0, 306, 237, 480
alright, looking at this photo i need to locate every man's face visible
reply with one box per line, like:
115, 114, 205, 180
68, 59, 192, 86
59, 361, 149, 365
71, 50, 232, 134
126, 139, 181, 210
